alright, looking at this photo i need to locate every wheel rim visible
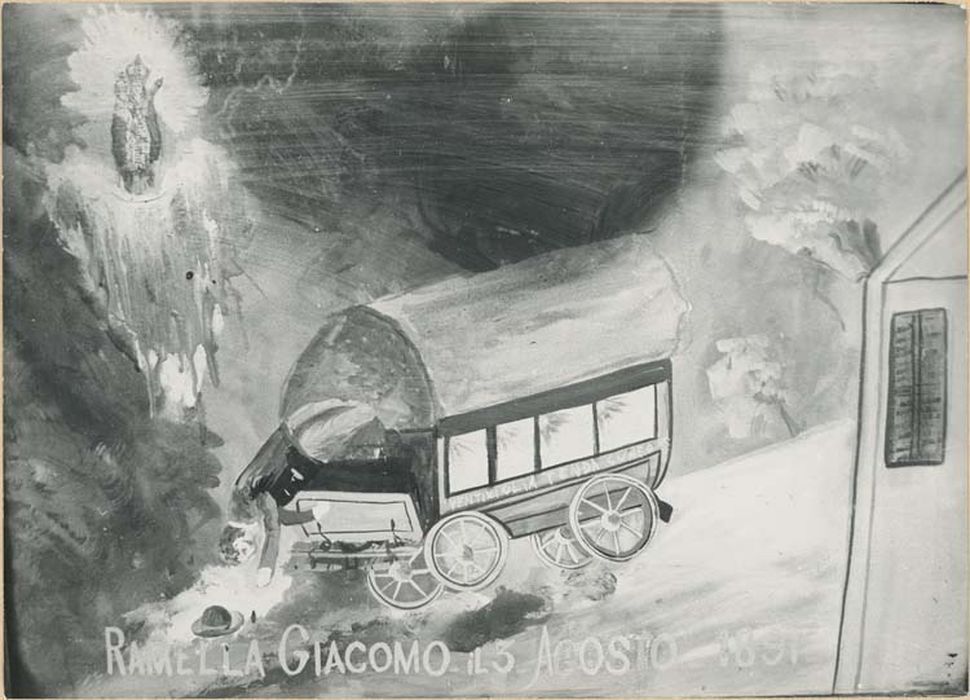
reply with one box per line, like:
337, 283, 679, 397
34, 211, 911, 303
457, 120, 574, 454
366, 549, 442, 610
569, 474, 658, 562
425, 512, 508, 590
532, 526, 592, 570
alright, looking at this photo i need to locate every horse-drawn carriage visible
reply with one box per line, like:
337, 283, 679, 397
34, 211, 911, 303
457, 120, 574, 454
240, 237, 687, 609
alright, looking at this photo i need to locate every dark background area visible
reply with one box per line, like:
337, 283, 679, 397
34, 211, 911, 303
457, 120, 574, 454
183, 3, 722, 268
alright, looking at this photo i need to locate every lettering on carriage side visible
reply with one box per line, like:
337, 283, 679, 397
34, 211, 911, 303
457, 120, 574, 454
446, 443, 654, 510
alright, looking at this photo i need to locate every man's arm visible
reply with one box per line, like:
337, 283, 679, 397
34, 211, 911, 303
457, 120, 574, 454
256, 493, 280, 586
255, 496, 315, 586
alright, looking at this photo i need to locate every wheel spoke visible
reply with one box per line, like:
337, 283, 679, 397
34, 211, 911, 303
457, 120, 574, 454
581, 498, 608, 515
603, 483, 613, 510
611, 531, 621, 554
432, 514, 507, 588
392, 580, 403, 600
471, 553, 491, 570
533, 528, 589, 570
407, 578, 429, 598
459, 560, 474, 583
619, 519, 643, 538
471, 525, 491, 548
440, 530, 461, 551
614, 487, 632, 511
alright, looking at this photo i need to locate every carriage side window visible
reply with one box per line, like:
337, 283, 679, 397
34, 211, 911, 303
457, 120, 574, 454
885, 308, 947, 467
538, 405, 595, 468
495, 418, 537, 481
447, 430, 489, 493
596, 384, 658, 452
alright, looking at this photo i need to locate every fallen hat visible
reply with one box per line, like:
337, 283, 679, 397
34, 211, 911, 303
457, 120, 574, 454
191, 605, 244, 638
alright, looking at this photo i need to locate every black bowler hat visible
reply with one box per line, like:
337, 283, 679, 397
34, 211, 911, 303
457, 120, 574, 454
191, 605, 244, 638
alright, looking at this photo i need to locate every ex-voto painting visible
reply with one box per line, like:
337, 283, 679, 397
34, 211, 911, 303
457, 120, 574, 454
2, 2, 966, 697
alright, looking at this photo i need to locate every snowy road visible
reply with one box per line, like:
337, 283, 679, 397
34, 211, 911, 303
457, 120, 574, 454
87, 420, 855, 697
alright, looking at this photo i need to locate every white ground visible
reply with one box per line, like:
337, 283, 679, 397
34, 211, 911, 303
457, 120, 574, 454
85, 420, 855, 697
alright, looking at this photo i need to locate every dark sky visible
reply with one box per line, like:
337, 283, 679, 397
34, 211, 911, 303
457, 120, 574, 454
179, 3, 724, 270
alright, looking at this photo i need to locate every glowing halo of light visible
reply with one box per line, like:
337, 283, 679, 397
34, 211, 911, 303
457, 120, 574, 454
63, 6, 207, 137
43, 7, 254, 418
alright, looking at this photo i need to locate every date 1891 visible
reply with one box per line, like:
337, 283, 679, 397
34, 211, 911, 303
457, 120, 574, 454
717, 628, 799, 668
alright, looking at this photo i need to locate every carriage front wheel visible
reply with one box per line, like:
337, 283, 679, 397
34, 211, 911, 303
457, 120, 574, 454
424, 511, 509, 591
366, 548, 443, 610
568, 473, 659, 562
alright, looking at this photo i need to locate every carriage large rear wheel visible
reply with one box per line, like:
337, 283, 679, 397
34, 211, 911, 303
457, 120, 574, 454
569, 473, 659, 562
424, 512, 509, 591
366, 549, 442, 610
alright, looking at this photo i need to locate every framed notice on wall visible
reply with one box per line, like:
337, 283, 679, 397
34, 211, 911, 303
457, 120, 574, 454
885, 308, 948, 467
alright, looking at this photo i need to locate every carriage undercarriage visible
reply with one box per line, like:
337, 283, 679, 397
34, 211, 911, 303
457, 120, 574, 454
293, 471, 664, 611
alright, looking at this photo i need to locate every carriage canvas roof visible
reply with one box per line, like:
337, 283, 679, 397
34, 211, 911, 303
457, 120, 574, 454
370, 235, 689, 419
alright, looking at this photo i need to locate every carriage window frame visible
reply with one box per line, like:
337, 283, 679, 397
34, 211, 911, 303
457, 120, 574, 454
444, 429, 490, 494
537, 404, 598, 470
885, 308, 947, 468
494, 417, 539, 482
443, 378, 667, 496
594, 383, 659, 452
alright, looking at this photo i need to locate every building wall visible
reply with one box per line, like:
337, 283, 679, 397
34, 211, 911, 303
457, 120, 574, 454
851, 276, 967, 692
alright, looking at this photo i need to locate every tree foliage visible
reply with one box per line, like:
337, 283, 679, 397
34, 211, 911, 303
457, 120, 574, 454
4, 96, 225, 698
706, 335, 801, 440
716, 66, 907, 281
